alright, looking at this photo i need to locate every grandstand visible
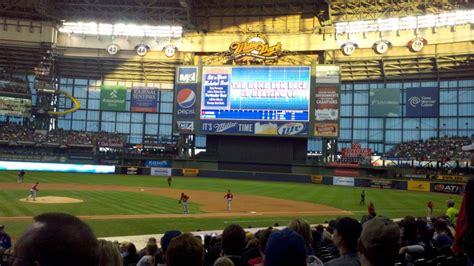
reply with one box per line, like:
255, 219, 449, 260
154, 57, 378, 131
0, 1, 474, 266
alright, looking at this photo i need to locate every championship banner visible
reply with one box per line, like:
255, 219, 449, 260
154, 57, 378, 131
406, 87, 439, 117
131, 87, 158, 113
432, 183, 463, 194
311, 175, 323, 184
100, 85, 127, 111
315, 87, 339, 121
369, 88, 400, 117
333, 176, 355, 186
407, 180, 430, 192
436, 175, 469, 182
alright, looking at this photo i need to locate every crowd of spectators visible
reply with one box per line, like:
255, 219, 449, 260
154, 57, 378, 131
0, 123, 123, 147
387, 137, 473, 161
2, 178, 473, 266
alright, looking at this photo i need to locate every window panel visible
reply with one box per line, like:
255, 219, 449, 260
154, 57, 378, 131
146, 114, 159, 123
72, 110, 86, 120
353, 130, 367, 140
87, 111, 99, 121
161, 91, 174, 102
117, 112, 130, 122
340, 118, 352, 128
88, 99, 100, 109
116, 123, 130, 134
353, 106, 368, 117
385, 130, 401, 143
440, 90, 457, 103
159, 114, 172, 123
86, 122, 99, 132
353, 118, 368, 129
369, 130, 383, 141
131, 113, 144, 123
341, 93, 352, 104
71, 121, 86, 131
101, 122, 115, 132
159, 125, 172, 136
73, 86, 88, 98
131, 124, 143, 134
160, 103, 173, 113
459, 89, 474, 103
354, 92, 368, 104
369, 118, 383, 129
340, 129, 352, 140
145, 124, 158, 135
102, 112, 116, 121
440, 104, 457, 116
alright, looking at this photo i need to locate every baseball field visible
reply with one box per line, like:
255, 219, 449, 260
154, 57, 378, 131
0, 171, 462, 240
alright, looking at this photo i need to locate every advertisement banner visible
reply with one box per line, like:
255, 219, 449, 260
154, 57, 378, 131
100, 85, 127, 111
314, 123, 338, 137
406, 87, 439, 117
201, 66, 310, 122
315, 87, 339, 121
150, 167, 172, 176
0, 96, 32, 117
182, 168, 199, 176
432, 183, 463, 194
404, 174, 427, 179
371, 179, 393, 189
311, 175, 323, 184
175, 84, 197, 120
407, 180, 430, 192
315, 65, 340, 84
145, 160, 171, 167
176, 121, 194, 133
131, 87, 158, 112
201, 121, 308, 136
333, 176, 355, 186
342, 143, 372, 158
369, 88, 400, 117
177, 67, 198, 84
436, 175, 468, 182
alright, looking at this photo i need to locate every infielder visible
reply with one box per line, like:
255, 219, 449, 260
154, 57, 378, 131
427, 200, 433, 218
17, 170, 25, 183
179, 192, 189, 214
360, 190, 365, 205
26, 182, 39, 201
168, 176, 172, 188
224, 189, 234, 211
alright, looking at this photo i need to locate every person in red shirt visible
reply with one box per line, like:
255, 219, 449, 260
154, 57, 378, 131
17, 170, 25, 183
27, 182, 39, 201
179, 192, 189, 214
368, 201, 376, 218
427, 200, 433, 218
224, 189, 234, 211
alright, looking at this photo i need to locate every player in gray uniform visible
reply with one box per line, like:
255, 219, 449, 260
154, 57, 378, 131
27, 182, 39, 201
179, 192, 189, 214
224, 189, 234, 211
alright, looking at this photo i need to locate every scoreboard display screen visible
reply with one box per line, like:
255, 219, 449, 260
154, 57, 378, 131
201, 66, 310, 122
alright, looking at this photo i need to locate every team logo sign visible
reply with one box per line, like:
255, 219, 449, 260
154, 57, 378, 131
228, 34, 282, 64
177, 88, 196, 108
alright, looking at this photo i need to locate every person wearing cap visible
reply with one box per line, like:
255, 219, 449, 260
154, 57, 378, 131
358, 217, 401, 266
264, 228, 324, 266
0, 224, 12, 253
326, 217, 362, 266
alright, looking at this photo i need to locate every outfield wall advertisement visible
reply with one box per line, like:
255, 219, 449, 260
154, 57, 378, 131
150, 167, 172, 176
407, 180, 430, 192
333, 176, 355, 186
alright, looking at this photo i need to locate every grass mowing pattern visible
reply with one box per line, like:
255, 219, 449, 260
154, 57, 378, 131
0, 171, 463, 238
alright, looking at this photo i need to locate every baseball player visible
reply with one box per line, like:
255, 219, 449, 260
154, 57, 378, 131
17, 170, 25, 183
224, 189, 234, 211
360, 190, 365, 205
168, 176, 172, 188
427, 200, 433, 218
26, 182, 39, 201
179, 192, 189, 214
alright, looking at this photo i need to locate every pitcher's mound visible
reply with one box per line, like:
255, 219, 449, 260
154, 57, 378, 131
20, 196, 83, 204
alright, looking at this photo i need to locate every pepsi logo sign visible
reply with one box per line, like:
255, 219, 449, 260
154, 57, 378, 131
177, 88, 196, 109
434, 184, 445, 191
278, 123, 306, 135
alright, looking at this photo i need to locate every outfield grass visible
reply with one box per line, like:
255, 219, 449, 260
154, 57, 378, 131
0, 171, 463, 239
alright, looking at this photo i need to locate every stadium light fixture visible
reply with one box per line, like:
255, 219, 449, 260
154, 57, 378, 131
59, 22, 183, 38
335, 9, 474, 34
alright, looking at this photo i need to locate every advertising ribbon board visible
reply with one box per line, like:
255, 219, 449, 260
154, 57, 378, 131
407, 180, 430, 192
436, 175, 468, 182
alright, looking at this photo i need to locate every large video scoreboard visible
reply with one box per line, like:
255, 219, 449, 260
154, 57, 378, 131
201, 66, 310, 122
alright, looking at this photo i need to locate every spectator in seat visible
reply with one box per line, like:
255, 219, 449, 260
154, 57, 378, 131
214, 256, 235, 266
264, 228, 319, 266
0, 224, 12, 252
157, 230, 181, 265
288, 218, 314, 255
326, 217, 362, 266
432, 219, 453, 248
97, 239, 122, 266
453, 178, 474, 263
166, 233, 204, 266
137, 243, 158, 266
123, 242, 140, 266
138, 237, 157, 258
222, 224, 246, 266
358, 217, 401, 266
248, 228, 274, 266
11, 212, 99, 266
